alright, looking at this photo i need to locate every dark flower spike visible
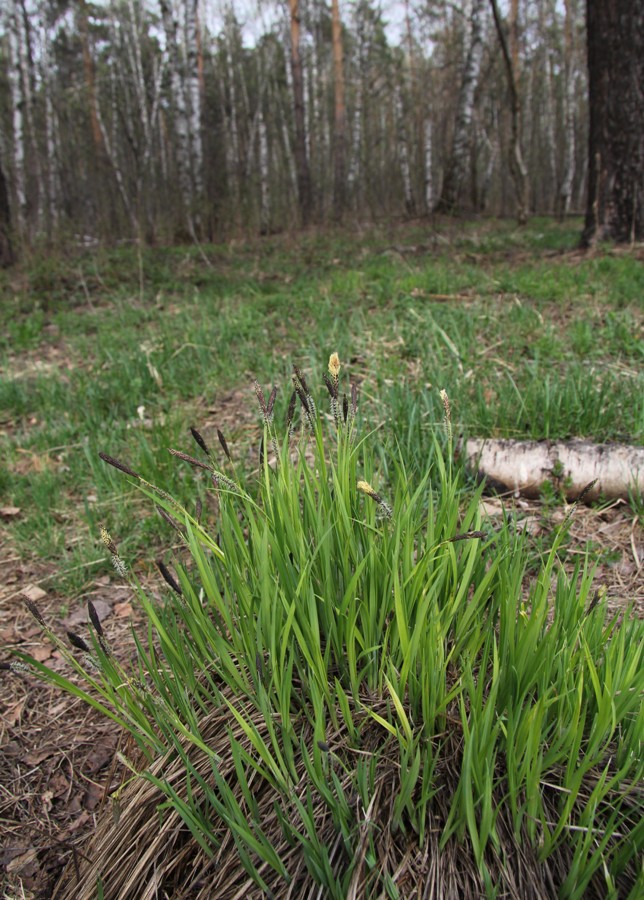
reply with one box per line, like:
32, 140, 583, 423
169, 449, 213, 471
563, 478, 599, 528
217, 429, 231, 461
267, 386, 277, 418
255, 652, 263, 678
156, 506, 183, 533
342, 394, 349, 424
350, 383, 358, 418
87, 600, 104, 637
98, 453, 140, 480
577, 479, 598, 504
286, 391, 297, 432
323, 373, 337, 400
67, 631, 91, 653
448, 531, 487, 543
254, 381, 268, 417
259, 435, 265, 466
296, 389, 316, 427
195, 498, 202, 523
292, 365, 309, 395
190, 427, 210, 457
157, 560, 182, 596
25, 599, 46, 627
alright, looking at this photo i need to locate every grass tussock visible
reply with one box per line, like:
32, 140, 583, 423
14, 355, 644, 899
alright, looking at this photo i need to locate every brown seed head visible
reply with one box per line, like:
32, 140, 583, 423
98, 453, 140, 479
169, 449, 213, 471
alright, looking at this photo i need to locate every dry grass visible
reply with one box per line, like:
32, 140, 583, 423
50, 686, 640, 900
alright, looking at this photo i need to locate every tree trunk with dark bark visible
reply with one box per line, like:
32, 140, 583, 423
0, 154, 14, 266
489, 0, 529, 225
331, 0, 347, 221
581, 0, 643, 246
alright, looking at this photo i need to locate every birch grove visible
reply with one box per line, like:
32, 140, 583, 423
0, 0, 593, 249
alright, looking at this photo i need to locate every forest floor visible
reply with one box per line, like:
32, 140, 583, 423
1, 217, 643, 897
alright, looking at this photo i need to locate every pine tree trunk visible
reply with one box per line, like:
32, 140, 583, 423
581, 0, 643, 245
331, 0, 346, 221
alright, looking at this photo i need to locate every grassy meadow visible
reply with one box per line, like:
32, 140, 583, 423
1, 218, 643, 897
2, 217, 642, 599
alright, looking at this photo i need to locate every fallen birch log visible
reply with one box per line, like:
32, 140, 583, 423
464, 438, 644, 502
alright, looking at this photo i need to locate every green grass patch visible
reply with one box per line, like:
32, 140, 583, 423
16, 363, 643, 897
1, 219, 642, 593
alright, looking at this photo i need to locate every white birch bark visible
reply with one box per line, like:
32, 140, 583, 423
258, 109, 270, 233
395, 86, 413, 213
545, 49, 559, 196
7, 0, 27, 232
437, 0, 485, 211
159, 0, 193, 214
225, 43, 240, 202
185, 0, 203, 197
347, 83, 362, 196
466, 439, 644, 502
559, 0, 577, 217
423, 118, 433, 214
41, 18, 60, 229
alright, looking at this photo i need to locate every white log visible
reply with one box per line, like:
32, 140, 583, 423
464, 439, 644, 502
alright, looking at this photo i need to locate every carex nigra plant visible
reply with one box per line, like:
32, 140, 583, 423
12, 354, 643, 899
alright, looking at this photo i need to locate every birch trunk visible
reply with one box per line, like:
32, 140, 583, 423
7, 0, 27, 234
258, 109, 270, 234
185, 0, 203, 199
465, 438, 644, 502
288, 0, 312, 225
423, 118, 433, 215
159, 0, 193, 221
558, 0, 576, 219
41, 13, 60, 232
436, 0, 485, 213
395, 86, 413, 214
